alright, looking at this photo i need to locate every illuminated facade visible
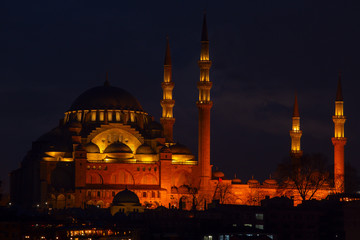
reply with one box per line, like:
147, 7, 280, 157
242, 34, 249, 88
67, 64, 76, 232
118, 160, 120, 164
10, 15, 344, 210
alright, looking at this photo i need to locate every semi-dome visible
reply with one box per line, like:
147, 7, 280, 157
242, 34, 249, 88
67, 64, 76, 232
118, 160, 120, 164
104, 142, 132, 153
112, 189, 140, 205
170, 143, 192, 155
84, 142, 100, 153
136, 144, 155, 154
69, 84, 143, 111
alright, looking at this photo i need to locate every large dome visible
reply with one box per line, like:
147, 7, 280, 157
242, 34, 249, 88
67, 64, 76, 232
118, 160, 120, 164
69, 84, 143, 111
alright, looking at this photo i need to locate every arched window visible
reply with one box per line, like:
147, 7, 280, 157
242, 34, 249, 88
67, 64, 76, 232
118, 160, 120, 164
86, 174, 103, 184
140, 174, 158, 185
112, 170, 134, 184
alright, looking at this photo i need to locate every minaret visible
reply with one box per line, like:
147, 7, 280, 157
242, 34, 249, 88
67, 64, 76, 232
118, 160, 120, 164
197, 14, 212, 190
332, 74, 346, 193
160, 36, 175, 143
290, 94, 303, 158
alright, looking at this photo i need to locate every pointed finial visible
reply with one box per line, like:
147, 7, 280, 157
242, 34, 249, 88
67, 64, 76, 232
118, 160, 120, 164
336, 71, 343, 101
164, 35, 172, 65
104, 72, 110, 86
293, 93, 300, 117
201, 13, 208, 41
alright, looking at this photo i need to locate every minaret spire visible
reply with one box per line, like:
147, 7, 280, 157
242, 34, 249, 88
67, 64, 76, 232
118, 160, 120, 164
336, 73, 343, 101
197, 13, 213, 191
104, 72, 110, 86
160, 36, 175, 143
293, 94, 299, 117
164, 36, 171, 65
290, 94, 302, 158
201, 14, 208, 41
332, 73, 347, 193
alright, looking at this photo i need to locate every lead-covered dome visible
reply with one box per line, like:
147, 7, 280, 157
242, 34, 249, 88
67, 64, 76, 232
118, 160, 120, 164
136, 144, 155, 154
112, 189, 140, 205
36, 127, 73, 152
170, 143, 192, 155
69, 85, 143, 111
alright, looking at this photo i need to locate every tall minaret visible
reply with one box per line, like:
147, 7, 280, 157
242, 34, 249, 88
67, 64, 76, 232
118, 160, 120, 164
290, 94, 303, 158
160, 37, 175, 143
197, 14, 212, 190
332, 75, 346, 193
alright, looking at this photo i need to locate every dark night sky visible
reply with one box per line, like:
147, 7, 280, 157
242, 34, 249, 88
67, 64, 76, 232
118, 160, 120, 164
1, 0, 360, 193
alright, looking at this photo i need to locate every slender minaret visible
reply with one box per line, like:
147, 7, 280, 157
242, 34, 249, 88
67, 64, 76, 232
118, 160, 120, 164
290, 94, 303, 158
197, 14, 212, 190
160, 36, 175, 143
332, 74, 346, 193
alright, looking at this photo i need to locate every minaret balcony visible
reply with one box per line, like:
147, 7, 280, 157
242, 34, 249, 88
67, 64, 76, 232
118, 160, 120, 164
161, 82, 174, 89
197, 60, 212, 69
197, 81, 212, 89
332, 117, 346, 124
161, 99, 175, 107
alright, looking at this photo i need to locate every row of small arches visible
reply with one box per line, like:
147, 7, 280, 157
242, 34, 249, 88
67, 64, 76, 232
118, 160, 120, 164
86, 172, 158, 185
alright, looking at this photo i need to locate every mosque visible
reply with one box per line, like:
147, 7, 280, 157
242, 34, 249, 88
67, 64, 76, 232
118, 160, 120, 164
10, 15, 346, 209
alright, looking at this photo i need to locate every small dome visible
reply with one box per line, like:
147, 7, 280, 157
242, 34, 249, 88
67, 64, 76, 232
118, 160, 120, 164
213, 171, 225, 179
69, 85, 143, 112
232, 176, 242, 184
112, 189, 140, 205
84, 142, 100, 153
170, 143, 192, 155
232, 179, 241, 184
104, 142, 132, 153
283, 178, 295, 186
264, 179, 278, 185
247, 177, 260, 185
136, 144, 154, 154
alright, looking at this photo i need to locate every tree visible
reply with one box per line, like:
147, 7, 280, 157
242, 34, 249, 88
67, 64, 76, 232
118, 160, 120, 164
212, 182, 235, 204
275, 154, 330, 201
